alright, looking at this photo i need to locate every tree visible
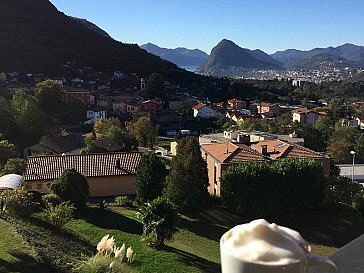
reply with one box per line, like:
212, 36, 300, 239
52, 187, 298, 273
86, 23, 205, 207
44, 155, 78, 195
35, 80, 64, 114
127, 116, 156, 148
327, 127, 359, 163
145, 73, 165, 99
139, 197, 178, 248
10, 91, 48, 145
136, 154, 168, 204
314, 116, 334, 146
0, 97, 17, 140
163, 137, 209, 212
48, 169, 89, 208
2, 158, 26, 175
0, 140, 17, 169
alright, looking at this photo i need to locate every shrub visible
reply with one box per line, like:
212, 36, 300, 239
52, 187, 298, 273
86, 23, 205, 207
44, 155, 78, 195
138, 197, 178, 248
114, 196, 133, 206
325, 176, 363, 205
221, 158, 325, 217
48, 169, 89, 208
0, 190, 40, 217
43, 201, 75, 226
353, 189, 364, 216
42, 193, 62, 207
75, 255, 135, 273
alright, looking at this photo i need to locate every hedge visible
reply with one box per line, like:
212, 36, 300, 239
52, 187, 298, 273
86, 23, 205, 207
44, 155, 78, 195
220, 158, 325, 217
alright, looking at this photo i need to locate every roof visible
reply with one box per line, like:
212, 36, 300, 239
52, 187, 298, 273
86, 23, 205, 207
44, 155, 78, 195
192, 103, 207, 111
93, 137, 122, 152
251, 139, 324, 160
24, 152, 142, 181
201, 142, 265, 163
259, 102, 278, 107
0, 174, 23, 190
39, 134, 85, 154
228, 99, 246, 104
291, 108, 314, 114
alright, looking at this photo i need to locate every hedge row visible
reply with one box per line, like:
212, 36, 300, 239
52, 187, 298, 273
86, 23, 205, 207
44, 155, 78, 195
221, 158, 325, 217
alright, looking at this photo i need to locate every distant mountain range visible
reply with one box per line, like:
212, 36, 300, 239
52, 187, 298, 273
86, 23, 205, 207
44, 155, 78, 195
0, 0, 190, 79
140, 43, 208, 68
271, 43, 364, 68
198, 39, 284, 75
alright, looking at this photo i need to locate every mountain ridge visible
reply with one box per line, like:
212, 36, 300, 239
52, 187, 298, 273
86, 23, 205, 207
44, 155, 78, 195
198, 39, 283, 75
140, 43, 208, 68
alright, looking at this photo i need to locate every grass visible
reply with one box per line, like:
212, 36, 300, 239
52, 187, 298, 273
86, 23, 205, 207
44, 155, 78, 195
66, 204, 364, 273
0, 218, 50, 273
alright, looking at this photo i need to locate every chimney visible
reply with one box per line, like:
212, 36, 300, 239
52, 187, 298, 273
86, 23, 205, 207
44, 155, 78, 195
260, 145, 268, 156
237, 134, 250, 144
115, 158, 121, 169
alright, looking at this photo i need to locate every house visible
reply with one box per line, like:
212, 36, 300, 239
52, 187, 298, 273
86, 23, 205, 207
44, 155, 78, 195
125, 102, 141, 114
201, 142, 266, 196
85, 108, 108, 124
63, 88, 91, 105
192, 103, 215, 118
201, 138, 330, 196
250, 139, 330, 176
256, 102, 280, 115
227, 99, 247, 110
23, 134, 85, 158
92, 137, 122, 153
142, 100, 161, 120
24, 152, 142, 197
291, 108, 318, 125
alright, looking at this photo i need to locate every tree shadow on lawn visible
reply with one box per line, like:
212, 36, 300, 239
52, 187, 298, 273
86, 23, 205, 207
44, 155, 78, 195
0, 251, 51, 273
76, 206, 143, 235
164, 245, 221, 273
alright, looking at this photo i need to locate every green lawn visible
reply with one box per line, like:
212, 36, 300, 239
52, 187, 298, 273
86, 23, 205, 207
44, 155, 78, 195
66, 204, 364, 273
0, 218, 49, 273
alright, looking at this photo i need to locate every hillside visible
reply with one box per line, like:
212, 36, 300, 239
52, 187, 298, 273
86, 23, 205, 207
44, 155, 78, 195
198, 39, 283, 75
0, 0, 187, 78
140, 43, 208, 68
271, 43, 364, 68
70, 17, 110, 37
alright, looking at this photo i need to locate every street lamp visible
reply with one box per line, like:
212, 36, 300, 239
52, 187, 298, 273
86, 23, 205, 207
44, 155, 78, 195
350, 150, 356, 182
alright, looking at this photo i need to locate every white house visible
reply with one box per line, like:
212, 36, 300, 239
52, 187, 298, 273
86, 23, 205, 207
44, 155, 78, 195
192, 103, 215, 118
291, 108, 318, 125
85, 108, 108, 124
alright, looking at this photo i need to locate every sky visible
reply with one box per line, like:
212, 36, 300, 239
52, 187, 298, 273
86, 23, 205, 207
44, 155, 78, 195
50, 0, 364, 54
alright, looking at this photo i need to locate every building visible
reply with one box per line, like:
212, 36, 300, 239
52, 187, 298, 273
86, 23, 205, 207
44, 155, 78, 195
256, 102, 280, 115
23, 134, 85, 157
227, 99, 247, 110
85, 108, 108, 124
142, 100, 161, 120
24, 152, 142, 197
201, 138, 329, 196
63, 88, 91, 105
201, 142, 265, 196
291, 108, 318, 125
192, 103, 215, 118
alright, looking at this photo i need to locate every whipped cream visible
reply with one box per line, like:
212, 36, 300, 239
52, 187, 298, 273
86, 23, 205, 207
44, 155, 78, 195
223, 219, 309, 265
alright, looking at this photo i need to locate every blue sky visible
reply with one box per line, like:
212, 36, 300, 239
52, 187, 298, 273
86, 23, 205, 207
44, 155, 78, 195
50, 0, 364, 54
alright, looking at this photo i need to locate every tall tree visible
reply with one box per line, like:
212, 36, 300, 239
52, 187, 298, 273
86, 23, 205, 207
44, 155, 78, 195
163, 137, 209, 212
127, 116, 156, 148
35, 80, 64, 114
136, 154, 168, 204
10, 91, 48, 145
0, 140, 17, 169
1, 158, 26, 175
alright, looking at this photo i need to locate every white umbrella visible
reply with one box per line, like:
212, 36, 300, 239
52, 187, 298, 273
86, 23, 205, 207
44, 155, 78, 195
0, 174, 23, 190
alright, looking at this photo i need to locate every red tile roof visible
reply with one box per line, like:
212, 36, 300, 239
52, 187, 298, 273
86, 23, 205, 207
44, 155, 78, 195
192, 103, 207, 110
251, 140, 324, 159
201, 142, 266, 163
291, 108, 313, 114
24, 152, 142, 181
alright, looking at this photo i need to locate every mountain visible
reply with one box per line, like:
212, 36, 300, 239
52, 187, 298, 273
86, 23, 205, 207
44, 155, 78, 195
198, 39, 283, 75
271, 43, 364, 68
70, 17, 110, 37
140, 43, 208, 68
0, 0, 186, 78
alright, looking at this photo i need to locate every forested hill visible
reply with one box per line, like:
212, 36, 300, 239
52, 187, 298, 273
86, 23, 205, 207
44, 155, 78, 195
0, 0, 189, 78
